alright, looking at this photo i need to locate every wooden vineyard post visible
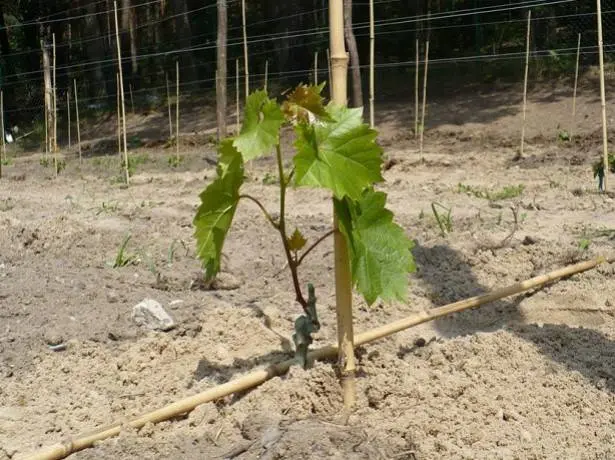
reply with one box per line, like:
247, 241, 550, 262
216, 0, 228, 140
42, 39, 52, 159
176, 60, 180, 163
571, 33, 581, 139
329, 0, 356, 410
369, 0, 375, 128
597, 0, 609, 191
166, 73, 173, 140
241, 0, 249, 102
419, 40, 429, 157
74, 79, 82, 164
264, 59, 268, 93
0, 90, 4, 178
518, 10, 531, 161
129, 83, 135, 114
114, 0, 129, 185
235, 58, 240, 134
414, 39, 419, 137
52, 33, 58, 176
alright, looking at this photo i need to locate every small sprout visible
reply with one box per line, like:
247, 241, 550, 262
168, 155, 184, 168
431, 202, 453, 237
110, 234, 138, 268
262, 172, 277, 185
578, 238, 591, 251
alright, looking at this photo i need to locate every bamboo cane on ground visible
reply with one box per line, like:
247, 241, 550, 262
25, 256, 610, 460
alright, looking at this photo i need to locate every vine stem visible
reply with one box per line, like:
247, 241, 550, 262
276, 144, 308, 310
238, 194, 278, 229
297, 229, 335, 266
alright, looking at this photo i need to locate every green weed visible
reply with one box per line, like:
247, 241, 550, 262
431, 202, 453, 236
457, 183, 524, 201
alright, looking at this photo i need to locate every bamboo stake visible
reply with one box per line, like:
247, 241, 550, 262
329, 0, 356, 410
326, 48, 332, 85
129, 83, 135, 114
116, 73, 121, 157
264, 59, 268, 93
518, 10, 531, 161
570, 33, 581, 139
235, 58, 240, 134
74, 79, 81, 164
414, 39, 419, 137
369, 0, 375, 128
419, 40, 429, 157
114, 1, 129, 185
175, 60, 180, 163
0, 91, 4, 179
315, 52, 320, 85
52, 33, 58, 176
165, 72, 173, 140
25, 256, 609, 460
67, 90, 71, 153
241, 0, 249, 102
597, 0, 609, 192
41, 39, 50, 159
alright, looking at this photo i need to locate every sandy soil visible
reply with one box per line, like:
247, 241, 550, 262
1, 79, 615, 459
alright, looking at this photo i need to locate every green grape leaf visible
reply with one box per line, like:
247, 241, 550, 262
288, 228, 307, 252
233, 90, 285, 161
293, 104, 384, 200
193, 139, 244, 279
281, 82, 333, 124
334, 189, 416, 305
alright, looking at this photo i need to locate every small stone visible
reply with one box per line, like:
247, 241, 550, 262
520, 430, 532, 442
107, 291, 120, 303
44, 333, 64, 347
211, 272, 241, 290
522, 236, 537, 245
414, 337, 427, 347
132, 299, 175, 331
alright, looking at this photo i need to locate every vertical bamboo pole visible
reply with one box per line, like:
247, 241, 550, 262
176, 60, 180, 162
117, 73, 121, 157
326, 48, 332, 83
329, 0, 356, 410
597, 0, 609, 191
74, 79, 82, 164
414, 39, 419, 137
166, 72, 173, 140
518, 10, 531, 161
236, 58, 240, 133
67, 89, 71, 152
129, 83, 135, 114
114, 1, 129, 184
52, 33, 58, 176
369, 0, 375, 128
241, 0, 249, 102
419, 40, 429, 156
264, 59, 268, 93
1, 91, 4, 178
571, 33, 581, 139
314, 51, 319, 85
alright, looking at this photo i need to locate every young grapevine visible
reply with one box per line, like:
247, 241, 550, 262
193, 83, 415, 365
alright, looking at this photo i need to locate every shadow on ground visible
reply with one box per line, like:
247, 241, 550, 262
412, 241, 615, 393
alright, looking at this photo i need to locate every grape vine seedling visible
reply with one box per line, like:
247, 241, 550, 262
193, 83, 416, 366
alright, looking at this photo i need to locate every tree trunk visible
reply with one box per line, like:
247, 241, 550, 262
216, 0, 228, 140
344, 0, 363, 108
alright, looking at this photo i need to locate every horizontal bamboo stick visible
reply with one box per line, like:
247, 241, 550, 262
24, 257, 609, 460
